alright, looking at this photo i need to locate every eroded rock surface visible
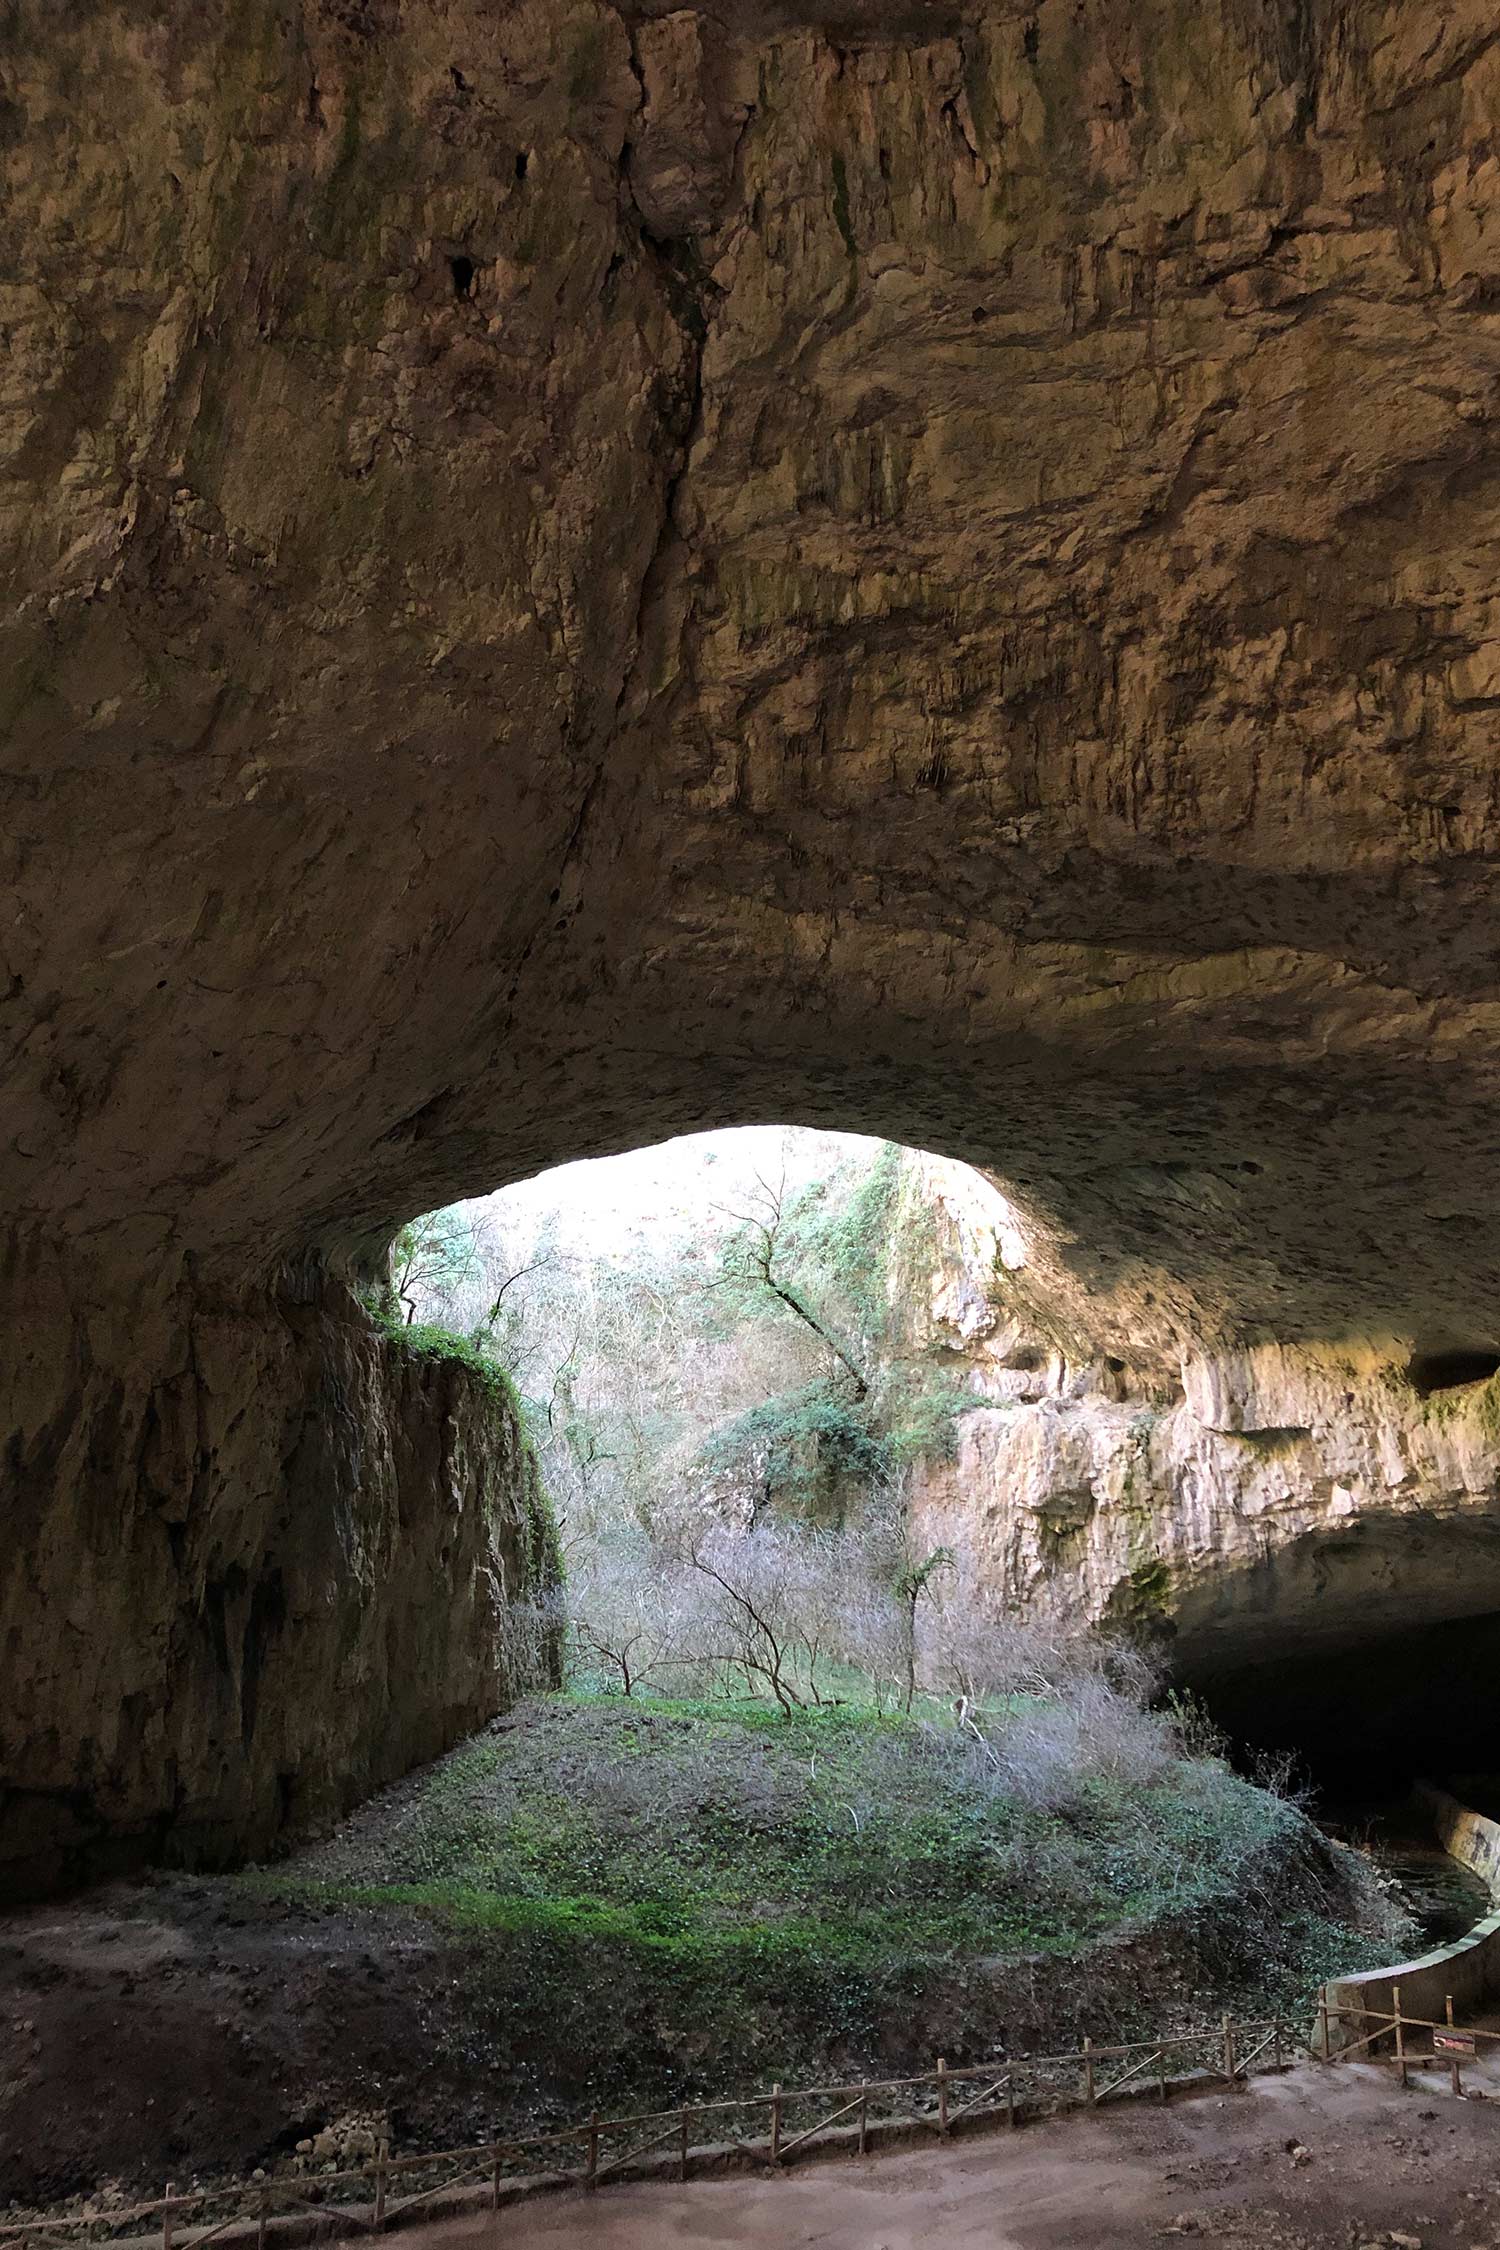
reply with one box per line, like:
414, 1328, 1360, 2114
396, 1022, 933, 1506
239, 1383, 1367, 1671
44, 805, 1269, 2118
5, 0, 1500, 1877
902, 1155, 1500, 1760
4, 0, 1500, 1337
0, 1254, 554, 1900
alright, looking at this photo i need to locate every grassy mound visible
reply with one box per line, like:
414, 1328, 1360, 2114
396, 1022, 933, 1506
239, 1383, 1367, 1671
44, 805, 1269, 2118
245, 1693, 1405, 2120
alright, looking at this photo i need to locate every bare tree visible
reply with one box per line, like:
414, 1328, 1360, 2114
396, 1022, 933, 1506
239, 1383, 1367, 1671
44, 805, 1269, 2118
685, 1522, 812, 1715
568, 1538, 698, 1698
389, 1212, 484, 1325
714, 1165, 870, 1402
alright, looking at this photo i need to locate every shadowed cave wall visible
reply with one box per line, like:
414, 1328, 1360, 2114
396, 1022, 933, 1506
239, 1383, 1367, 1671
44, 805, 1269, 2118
0, 1250, 555, 1901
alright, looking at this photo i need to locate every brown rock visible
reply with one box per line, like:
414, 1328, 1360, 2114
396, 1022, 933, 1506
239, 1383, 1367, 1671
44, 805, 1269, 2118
6, 0, 1500, 1881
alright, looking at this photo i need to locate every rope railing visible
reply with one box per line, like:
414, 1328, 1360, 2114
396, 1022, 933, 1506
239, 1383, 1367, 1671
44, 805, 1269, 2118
0, 2014, 1317, 2249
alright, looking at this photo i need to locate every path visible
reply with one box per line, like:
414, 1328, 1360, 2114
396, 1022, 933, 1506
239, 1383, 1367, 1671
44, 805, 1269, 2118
355, 2060, 1500, 2250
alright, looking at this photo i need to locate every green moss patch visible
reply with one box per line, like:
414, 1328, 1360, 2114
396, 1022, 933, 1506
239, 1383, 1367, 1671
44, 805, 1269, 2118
238, 1694, 1402, 2118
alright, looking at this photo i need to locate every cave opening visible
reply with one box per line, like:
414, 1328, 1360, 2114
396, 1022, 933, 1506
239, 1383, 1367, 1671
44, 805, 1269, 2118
1405, 1346, 1500, 1397
395, 1127, 1500, 1826
390, 1125, 1500, 1815
388, 1122, 1017, 1550
1185, 1606, 1500, 1793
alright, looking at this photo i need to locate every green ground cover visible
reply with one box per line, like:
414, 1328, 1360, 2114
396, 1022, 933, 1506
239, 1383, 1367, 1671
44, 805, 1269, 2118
242, 1693, 1406, 2114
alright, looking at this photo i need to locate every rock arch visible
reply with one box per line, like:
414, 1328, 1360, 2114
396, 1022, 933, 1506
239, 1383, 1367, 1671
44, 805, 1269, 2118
5, 0, 1500, 1889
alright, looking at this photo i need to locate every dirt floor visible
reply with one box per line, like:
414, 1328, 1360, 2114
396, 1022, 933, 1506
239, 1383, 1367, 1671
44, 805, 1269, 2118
0, 1858, 1378, 2211
4, 1867, 1496, 2247
375, 2061, 1500, 2250
0, 1878, 480, 2202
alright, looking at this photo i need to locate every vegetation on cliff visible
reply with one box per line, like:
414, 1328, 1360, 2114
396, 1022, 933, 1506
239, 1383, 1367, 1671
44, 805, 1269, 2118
394, 1129, 981, 1544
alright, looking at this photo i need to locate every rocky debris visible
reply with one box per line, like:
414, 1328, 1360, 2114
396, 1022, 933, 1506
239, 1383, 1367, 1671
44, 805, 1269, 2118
288, 2115, 383, 2172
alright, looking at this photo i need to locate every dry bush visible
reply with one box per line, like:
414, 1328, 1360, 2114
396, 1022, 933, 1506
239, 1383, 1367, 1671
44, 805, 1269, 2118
983, 1679, 1177, 1814
567, 1536, 704, 1697
684, 1520, 821, 1712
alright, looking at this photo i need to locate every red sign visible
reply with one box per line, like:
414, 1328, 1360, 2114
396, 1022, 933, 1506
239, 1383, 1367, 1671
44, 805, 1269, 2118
1434, 2029, 1477, 2057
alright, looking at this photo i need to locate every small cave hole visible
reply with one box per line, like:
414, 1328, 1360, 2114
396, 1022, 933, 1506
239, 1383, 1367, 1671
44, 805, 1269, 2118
270, 2113, 326, 2154
514, 149, 530, 182
1233, 1425, 1311, 1453
1407, 1347, 1500, 1398
449, 254, 477, 300
970, 305, 991, 324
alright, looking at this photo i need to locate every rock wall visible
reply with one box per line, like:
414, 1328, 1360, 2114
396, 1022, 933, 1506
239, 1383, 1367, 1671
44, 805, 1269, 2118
899, 1158, 1500, 1709
0, 1245, 555, 1902
6, 0, 1500, 1880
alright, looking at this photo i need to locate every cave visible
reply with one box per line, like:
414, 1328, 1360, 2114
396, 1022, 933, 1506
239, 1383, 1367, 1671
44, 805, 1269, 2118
1169, 1521, 1500, 1790
1406, 1350, 1500, 1400
7, 0, 1500, 1902
1188, 1611, 1500, 1789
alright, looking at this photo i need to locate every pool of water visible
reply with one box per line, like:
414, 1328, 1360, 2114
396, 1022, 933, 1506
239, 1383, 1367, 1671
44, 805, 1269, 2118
1320, 1800, 1493, 1948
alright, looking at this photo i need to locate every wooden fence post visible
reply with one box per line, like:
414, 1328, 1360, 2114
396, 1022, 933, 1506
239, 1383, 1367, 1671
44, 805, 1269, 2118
1393, 1986, 1406, 2089
1446, 1996, 1462, 2099
76, 2001, 1345, 2250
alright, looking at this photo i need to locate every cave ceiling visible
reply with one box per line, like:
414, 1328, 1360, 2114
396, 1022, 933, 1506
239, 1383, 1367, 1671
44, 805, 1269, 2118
4, 0, 1500, 1357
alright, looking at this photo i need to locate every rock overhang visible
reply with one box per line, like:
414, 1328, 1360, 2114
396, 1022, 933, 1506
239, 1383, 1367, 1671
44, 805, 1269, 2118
4, 1, 1500, 1880
4, 0, 1500, 1364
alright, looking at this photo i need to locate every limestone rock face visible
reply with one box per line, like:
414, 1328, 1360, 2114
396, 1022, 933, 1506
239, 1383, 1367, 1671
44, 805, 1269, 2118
0, 1254, 552, 1902
6, 0, 1500, 1876
899, 1156, 1500, 1730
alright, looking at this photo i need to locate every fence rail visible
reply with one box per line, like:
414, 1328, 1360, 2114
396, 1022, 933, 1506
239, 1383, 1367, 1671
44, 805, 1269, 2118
1316, 1984, 1500, 2097
22, 1996, 1499, 2250
0, 2017, 1308, 2250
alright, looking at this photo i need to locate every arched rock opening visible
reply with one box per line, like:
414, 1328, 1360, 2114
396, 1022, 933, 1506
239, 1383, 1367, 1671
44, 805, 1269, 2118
1167, 1525, 1500, 1785
6, 0, 1500, 1892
